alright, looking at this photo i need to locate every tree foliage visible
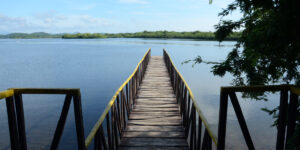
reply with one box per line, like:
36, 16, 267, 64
212, 0, 300, 86
105, 30, 240, 40
0, 32, 62, 38
209, 0, 300, 149
62, 33, 106, 39
0, 31, 241, 40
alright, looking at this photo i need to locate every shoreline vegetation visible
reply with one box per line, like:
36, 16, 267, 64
0, 31, 240, 41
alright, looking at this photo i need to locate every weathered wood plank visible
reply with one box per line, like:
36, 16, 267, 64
133, 104, 179, 108
132, 108, 179, 112
129, 115, 182, 120
130, 112, 180, 115
119, 138, 188, 147
127, 120, 182, 126
122, 131, 185, 138
125, 125, 184, 132
119, 146, 188, 150
134, 101, 177, 105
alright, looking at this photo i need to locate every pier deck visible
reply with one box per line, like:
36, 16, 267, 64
119, 56, 188, 150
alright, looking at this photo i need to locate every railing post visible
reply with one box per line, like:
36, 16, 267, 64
286, 92, 298, 145
126, 84, 129, 112
111, 105, 116, 150
121, 90, 127, 129
14, 93, 27, 150
99, 125, 108, 150
190, 106, 196, 150
6, 97, 20, 150
94, 129, 100, 150
50, 94, 72, 150
197, 117, 202, 150
202, 130, 212, 150
185, 95, 191, 136
106, 113, 113, 150
129, 80, 133, 110
276, 89, 288, 150
112, 104, 119, 149
73, 92, 86, 150
217, 91, 228, 150
228, 92, 255, 150
116, 95, 122, 131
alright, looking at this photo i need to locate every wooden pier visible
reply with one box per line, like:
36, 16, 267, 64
119, 56, 188, 150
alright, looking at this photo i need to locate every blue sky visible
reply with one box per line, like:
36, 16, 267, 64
0, 0, 241, 33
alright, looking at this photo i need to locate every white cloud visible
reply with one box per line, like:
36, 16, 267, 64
0, 12, 118, 33
119, 0, 148, 4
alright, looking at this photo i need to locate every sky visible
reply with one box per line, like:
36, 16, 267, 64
0, 0, 241, 33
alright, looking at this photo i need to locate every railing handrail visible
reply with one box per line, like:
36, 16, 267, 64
221, 84, 300, 95
218, 84, 299, 150
0, 88, 85, 150
163, 49, 218, 146
84, 48, 151, 148
0, 88, 80, 100
0, 89, 14, 100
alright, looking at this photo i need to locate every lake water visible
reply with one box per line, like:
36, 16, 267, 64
0, 38, 279, 150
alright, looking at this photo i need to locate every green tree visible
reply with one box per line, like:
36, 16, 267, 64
186, 0, 299, 148
211, 0, 300, 149
212, 0, 300, 87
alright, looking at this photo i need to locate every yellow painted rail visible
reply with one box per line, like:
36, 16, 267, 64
85, 48, 151, 148
0, 88, 80, 100
221, 84, 300, 95
0, 88, 85, 150
163, 49, 218, 148
0, 89, 14, 100
218, 84, 299, 150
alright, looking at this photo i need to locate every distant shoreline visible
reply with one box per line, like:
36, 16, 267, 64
0, 31, 240, 41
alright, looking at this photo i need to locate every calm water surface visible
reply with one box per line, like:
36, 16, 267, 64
0, 38, 279, 149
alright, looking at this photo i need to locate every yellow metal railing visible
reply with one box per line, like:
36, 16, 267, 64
0, 89, 14, 100
85, 48, 151, 149
163, 49, 217, 149
217, 85, 299, 150
0, 88, 85, 150
221, 84, 300, 94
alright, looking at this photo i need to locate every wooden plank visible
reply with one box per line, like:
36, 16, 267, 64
135, 97, 177, 100
119, 138, 188, 147
130, 112, 180, 115
138, 91, 173, 94
139, 88, 173, 91
134, 101, 177, 105
132, 108, 179, 112
138, 87, 173, 89
129, 115, 181, 120
127, 120, 182, 126
125, 125, 184, 132
119, 146, 188, 150
136, 97, 176, 100
122, 131, 185, 138
137, 95, 175, 98
134, 104, 179, 108
137, 93, 174, 96
135, 100, 177, 104
128, 118, 182, 122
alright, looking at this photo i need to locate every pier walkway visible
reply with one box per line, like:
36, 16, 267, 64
119, 56, 188, 150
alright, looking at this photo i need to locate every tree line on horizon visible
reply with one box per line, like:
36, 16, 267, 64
0, 31, 241, 40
